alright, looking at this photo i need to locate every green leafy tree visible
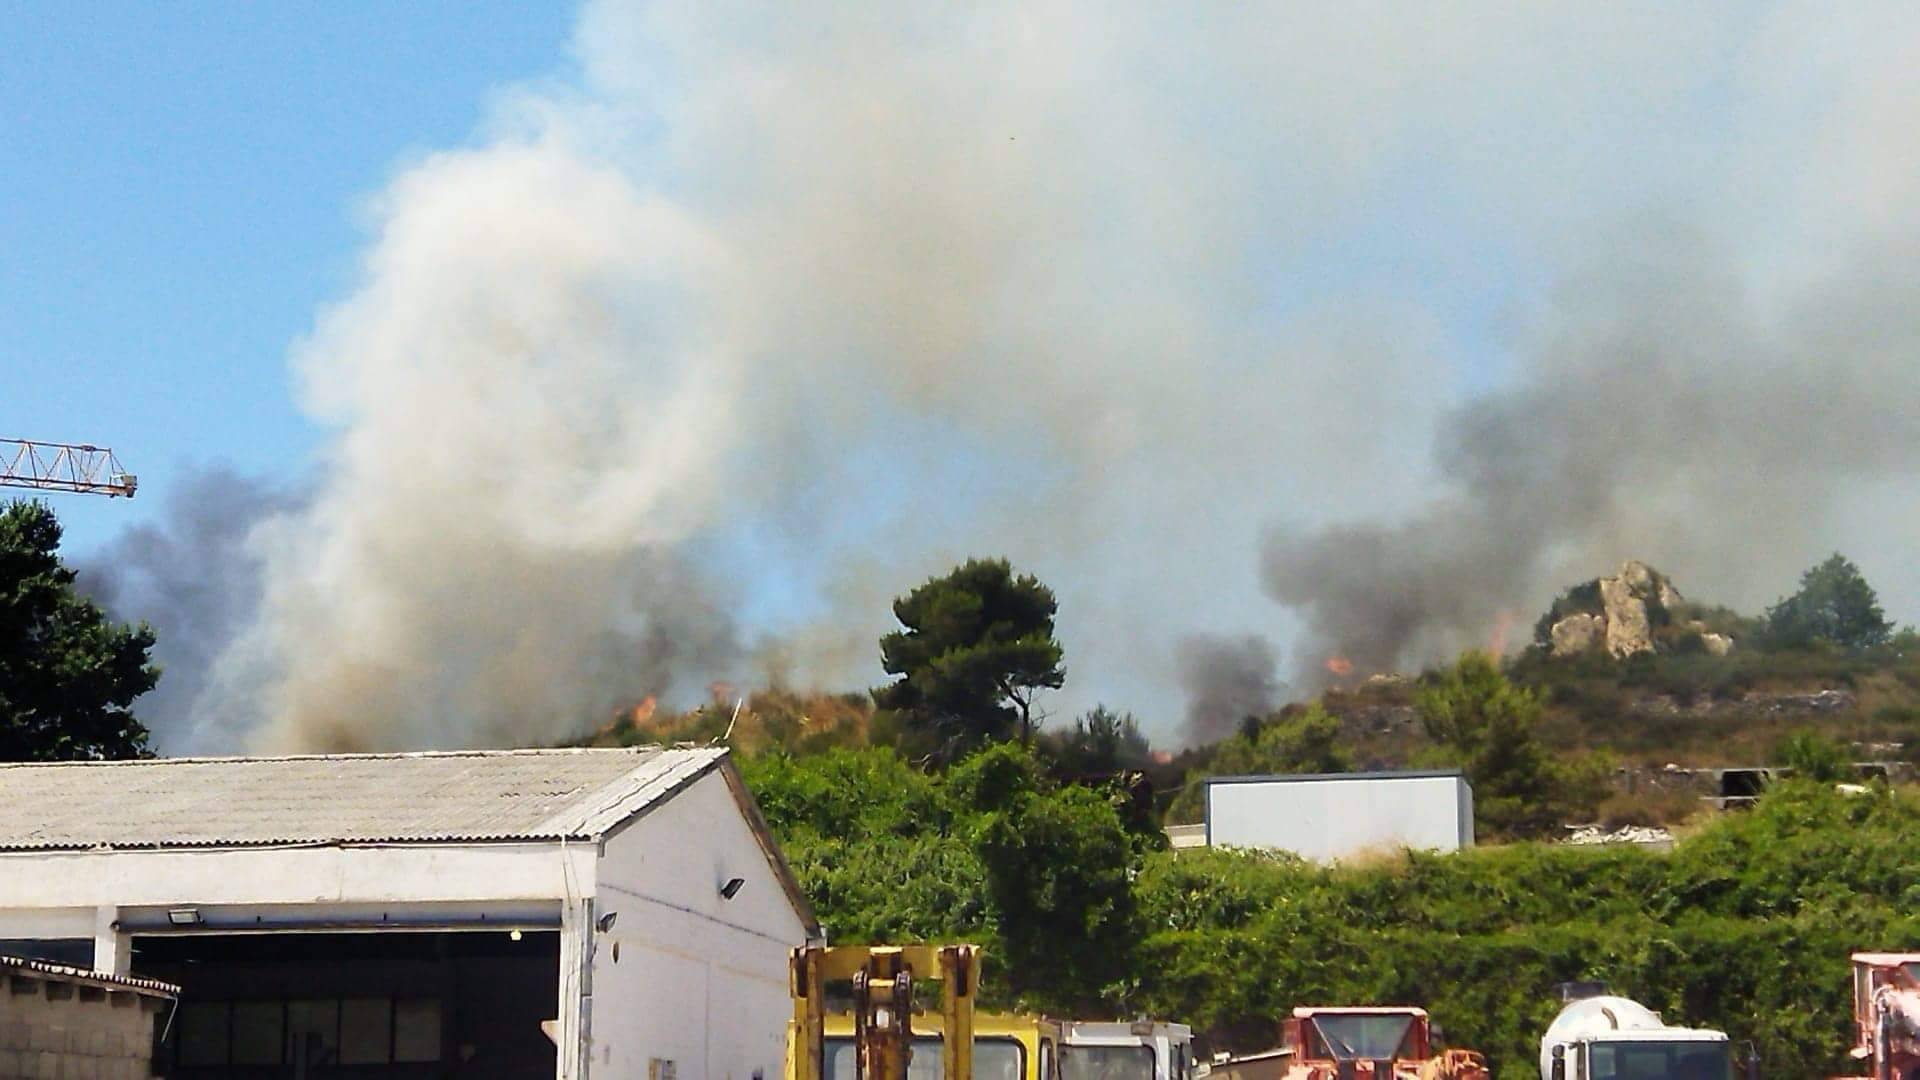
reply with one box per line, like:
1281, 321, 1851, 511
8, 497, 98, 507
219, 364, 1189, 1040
1215, 704, 1351, 776
1165, 705, 1352, 823
1775, 730, 1852, 783
1764, 553, 1894, 650
1048, 705, 1151, 774
874, 558, 1065, 754
947, 743, 1139, 1007
1417, 652, 1601, 839
0, 501, 158, 761
742, 743, 1140, 1010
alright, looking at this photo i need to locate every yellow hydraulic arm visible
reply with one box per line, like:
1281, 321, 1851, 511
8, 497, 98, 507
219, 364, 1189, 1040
790, 944, 980, 1080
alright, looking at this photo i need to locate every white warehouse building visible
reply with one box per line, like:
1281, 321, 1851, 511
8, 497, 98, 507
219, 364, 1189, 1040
0, 746, 821, 1080
1204, 769, 1474, 861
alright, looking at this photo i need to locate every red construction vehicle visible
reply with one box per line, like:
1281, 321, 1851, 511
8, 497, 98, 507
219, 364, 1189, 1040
1847, 953, 1920, 1080
1277, 1007, 1488, 1080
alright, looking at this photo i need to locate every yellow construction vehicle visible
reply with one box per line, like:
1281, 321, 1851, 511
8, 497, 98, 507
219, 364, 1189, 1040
786, 944, 1195, 1080
789, 944, 982, 1080
810, 1012, 1038, 1080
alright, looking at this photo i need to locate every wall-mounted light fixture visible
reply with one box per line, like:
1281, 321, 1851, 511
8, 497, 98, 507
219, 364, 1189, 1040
595, 911, 619, 933
719, 877, 746, 901
166, 908, 203, 927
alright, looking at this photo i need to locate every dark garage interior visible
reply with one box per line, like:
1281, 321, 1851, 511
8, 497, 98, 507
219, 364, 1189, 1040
132, 930, 559, 1079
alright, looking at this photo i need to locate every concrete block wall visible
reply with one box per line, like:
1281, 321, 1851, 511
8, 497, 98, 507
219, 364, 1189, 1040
0, 976, 168, 1079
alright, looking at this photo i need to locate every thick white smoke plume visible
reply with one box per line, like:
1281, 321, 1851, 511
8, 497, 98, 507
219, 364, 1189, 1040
112, 2, 1920, 750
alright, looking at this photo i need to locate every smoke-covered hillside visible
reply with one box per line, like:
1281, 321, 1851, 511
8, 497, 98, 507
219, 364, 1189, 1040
80, 1, 1920, 756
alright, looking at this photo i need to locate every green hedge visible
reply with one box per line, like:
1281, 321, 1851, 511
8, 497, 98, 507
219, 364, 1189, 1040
1128, 782, 1920, 1076
744, 748, 1920, 1078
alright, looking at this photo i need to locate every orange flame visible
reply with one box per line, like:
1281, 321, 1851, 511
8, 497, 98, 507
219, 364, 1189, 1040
1324, 656, 1354, 677
629, 695, 658, 726
708, 681, 735, 706
1487, 609, 1518, 656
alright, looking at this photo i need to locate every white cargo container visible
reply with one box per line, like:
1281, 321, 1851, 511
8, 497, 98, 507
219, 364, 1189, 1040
1203, 769, 1473, 861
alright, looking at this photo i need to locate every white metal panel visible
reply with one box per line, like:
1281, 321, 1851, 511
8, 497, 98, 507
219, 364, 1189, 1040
588, 770, 810, 1080
0, 843, 594, 909
1204, 772, 1472, 860
0, 907, 93, 940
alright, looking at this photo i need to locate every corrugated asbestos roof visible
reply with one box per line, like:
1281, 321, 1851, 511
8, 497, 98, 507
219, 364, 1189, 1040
0, 955, 180, 997
0, 746, 727, 852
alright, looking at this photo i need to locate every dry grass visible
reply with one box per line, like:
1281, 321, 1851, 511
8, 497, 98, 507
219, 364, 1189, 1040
584, 687, 876, 753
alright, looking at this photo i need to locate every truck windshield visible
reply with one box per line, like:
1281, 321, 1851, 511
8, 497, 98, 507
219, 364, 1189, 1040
1588, 1041, 1730, 1080
1059, 1044, 1156, 1080
1310, 1015, 1415, 1061
824, 1036, 1025, 1080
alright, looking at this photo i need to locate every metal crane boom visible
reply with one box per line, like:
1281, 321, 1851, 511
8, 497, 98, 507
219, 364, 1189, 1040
0, 438, 137, 498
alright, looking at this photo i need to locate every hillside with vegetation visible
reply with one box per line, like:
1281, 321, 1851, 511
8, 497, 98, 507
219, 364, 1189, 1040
571, 552, 1920, 1077
593, 554, 1920, 830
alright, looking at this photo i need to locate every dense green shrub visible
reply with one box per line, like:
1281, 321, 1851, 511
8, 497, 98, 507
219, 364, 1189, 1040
747, 748, 1920, 1079
741, 743, 1141, 1011
1774, 730, 1853, 783
1164, 705, 1352, 824
1125, 783, 1920, 1076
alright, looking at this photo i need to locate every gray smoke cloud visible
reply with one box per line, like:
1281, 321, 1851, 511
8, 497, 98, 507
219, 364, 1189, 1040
1175, 635, 1283, 746
1265, 225, 1920, 682
118, 1, 1920, 750
75, 468, 302, 753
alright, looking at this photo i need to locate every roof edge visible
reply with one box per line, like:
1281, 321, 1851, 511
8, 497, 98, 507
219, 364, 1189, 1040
1206, 768, 1467, 786
0, 955, 179, 998
0, 746, 669, 770
716, 756, 823, 941
557, 746, 727, 838
0, 836, 601, 854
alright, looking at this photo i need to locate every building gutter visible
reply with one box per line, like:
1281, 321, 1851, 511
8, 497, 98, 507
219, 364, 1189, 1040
113, 909, 562, 935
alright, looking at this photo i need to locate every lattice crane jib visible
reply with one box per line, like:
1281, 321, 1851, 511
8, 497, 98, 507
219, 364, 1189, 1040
0, 439, 137, 498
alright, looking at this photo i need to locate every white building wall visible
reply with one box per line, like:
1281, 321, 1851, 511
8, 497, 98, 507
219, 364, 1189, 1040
0, 908, 93, 940
0, 843, 595, 909
1205, 772, 1473, 861
0, 759, 813, 1080
589, 769, 809, 1080
0, 842, 596, 981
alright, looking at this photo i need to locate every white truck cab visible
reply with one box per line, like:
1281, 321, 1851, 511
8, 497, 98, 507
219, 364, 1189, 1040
1041, 1020, 1197, 1080
1539, 995, 1742, 1080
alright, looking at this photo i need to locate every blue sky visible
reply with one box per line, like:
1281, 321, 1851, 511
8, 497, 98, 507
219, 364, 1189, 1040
2, 3, 576, 553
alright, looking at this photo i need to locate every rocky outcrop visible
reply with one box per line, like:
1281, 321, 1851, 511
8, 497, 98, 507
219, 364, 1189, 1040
1545, 560, 1736, 660
1550, 613, 1605, 656
1620, 560, 1682, 610
1548, 560, 1667, 658
1599, 574, 1655, 658
1699, 630, 1734, 657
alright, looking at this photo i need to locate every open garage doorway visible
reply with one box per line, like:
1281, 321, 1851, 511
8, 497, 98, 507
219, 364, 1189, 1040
132, 930, 559, 1078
